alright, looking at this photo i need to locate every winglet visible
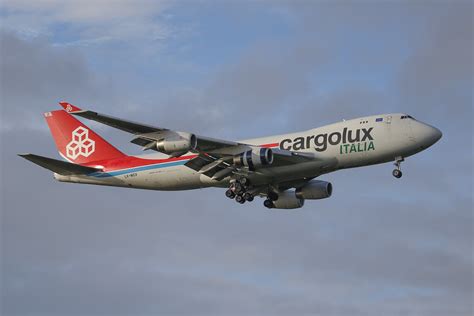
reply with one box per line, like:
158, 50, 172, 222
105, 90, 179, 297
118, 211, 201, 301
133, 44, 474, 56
59, 101, 82, 113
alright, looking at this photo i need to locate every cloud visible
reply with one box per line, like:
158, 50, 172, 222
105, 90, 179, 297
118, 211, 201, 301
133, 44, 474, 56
1, 0, 172, 45
3, 0, 166, 22
1, 2, 473, 316
0, 32, 82, 131
133, 38, 331, 140
0, 31, 105, 131
397, 3, 473, 121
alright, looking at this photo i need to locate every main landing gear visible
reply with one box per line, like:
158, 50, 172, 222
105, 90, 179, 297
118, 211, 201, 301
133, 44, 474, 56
225, 177, 254, 204
263, 199, 274, 208
263, 190, 279, 209
392, 157, 404, 178
225, 178, 277, 206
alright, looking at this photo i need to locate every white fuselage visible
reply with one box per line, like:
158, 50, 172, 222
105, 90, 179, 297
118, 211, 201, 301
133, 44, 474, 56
55, 113, 442, 190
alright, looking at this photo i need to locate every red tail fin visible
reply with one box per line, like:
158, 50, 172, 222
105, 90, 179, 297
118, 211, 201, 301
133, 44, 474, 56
44, 110, 126, 164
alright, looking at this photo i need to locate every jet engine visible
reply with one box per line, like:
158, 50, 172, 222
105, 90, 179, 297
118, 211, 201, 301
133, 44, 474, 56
233, 148, 273, 171
265, 191, 304, 209
295, 180, 332, 200
156, 132, 197, 156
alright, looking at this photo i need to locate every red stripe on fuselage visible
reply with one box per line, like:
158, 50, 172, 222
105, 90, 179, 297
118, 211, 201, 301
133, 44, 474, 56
260, 142, 279, 148
83, 155, 198, 172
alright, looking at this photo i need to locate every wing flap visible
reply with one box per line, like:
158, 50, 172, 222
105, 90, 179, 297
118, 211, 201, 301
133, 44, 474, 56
184, 155, 214, 171
184, 154, 235, 179
270, 149, 320, 166
195, 136, 240, 151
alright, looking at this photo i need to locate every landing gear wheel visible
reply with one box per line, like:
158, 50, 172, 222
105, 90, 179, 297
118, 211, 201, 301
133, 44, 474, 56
239, 177, 249, 186
392, 169, 402, 178
233, 182, 243, 194
393, 156, 404, 179
264, 199, 274, 209
235, 195, 246, 204
243, 192, 254, 202
225, 189, 236, 199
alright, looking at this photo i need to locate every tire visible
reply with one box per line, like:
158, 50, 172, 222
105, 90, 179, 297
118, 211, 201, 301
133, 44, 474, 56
225, 189, 235, 199
233, 182, 243, 193
239, 177, 249, 186
243, 193, 254, 202
392, 169, 402, 178
264, 199, 274, 209
235, 195, 246, 204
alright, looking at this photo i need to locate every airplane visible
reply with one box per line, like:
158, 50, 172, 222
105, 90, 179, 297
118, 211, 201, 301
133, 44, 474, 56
19, 102, 442, 209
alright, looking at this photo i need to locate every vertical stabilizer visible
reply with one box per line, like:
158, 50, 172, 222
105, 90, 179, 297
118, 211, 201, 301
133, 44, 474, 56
44, 110, 126, 164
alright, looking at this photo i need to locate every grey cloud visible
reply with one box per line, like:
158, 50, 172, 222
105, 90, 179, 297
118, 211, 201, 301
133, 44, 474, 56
0, 31, 98, 131
1, 3, 473, 316
135, 39, 329, 140
210, 39, 327, 109
102, 44, 327, 143
0, 31, 140, 154
2, 0, 168, 23
291, 87, 388, 130
1, 0, 171, 46
146, 3, 474, 138
397, 3, 473, 121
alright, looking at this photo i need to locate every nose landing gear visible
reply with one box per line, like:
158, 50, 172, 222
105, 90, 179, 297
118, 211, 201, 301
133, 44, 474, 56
392, 157, 404, 178
392, 169, 402, 178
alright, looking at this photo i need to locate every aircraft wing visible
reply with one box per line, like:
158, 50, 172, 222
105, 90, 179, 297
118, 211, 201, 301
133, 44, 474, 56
59, 102, 326, 179
59, 101, 166, 134
183, 149, 322, 180
59, 102, 240, 152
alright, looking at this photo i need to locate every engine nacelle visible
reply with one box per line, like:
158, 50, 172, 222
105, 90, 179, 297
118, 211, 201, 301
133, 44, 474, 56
156, 132, 197, 155
266, 191, 304, 209
233, 148, 273, 171
295, 180, 332, 200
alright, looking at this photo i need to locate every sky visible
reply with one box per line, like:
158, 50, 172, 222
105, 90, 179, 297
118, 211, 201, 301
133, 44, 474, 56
0, 1, 473, 315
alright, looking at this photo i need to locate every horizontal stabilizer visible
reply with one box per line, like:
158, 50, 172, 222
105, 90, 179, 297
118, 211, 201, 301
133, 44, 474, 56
18, 154, 101, 175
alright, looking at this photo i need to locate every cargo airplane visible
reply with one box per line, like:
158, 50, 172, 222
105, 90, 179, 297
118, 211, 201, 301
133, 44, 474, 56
19, 102, 442, 209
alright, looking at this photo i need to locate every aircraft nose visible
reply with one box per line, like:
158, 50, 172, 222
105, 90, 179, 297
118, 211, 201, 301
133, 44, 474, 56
431, 126, 442, 143
416, 122, 442, 147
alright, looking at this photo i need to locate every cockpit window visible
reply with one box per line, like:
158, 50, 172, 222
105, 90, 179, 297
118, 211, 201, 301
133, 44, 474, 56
401, 115, 415, 119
